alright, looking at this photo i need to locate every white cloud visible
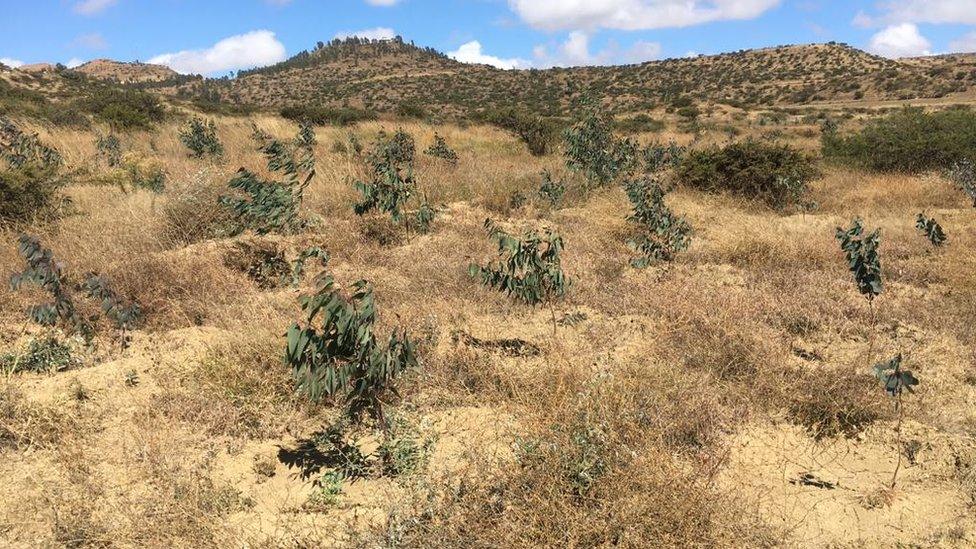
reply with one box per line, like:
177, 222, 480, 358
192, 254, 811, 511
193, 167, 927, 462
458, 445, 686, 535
333, 27, 397, 41
1, 57, 24, 68
72, 32, 108, 50
508, 0, 781, 31
448, 41, 530, 69
148, 30, 287, 75
866, 1, 976, 26
533, 31, 661, 67
365, 0, 401, 5
868, 23, 932, 58
66, 58, 85, 68
73, 0, 117, 15
949, 31, 976, 53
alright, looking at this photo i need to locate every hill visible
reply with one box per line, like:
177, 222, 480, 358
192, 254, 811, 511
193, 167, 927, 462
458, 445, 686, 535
167, 38, 976, 116
73, 59, 179, 84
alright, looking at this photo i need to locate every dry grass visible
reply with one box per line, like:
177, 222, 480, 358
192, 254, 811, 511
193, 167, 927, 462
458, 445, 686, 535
1, 112, 975, 547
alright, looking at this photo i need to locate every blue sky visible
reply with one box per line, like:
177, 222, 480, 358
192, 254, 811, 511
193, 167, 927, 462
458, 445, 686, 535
2, 1, 976, 75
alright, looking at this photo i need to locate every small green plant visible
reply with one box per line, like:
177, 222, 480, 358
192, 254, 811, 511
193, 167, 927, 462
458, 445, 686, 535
563, 98, 638, 188
1, 336, 79, 374
413, 194, 437, 234
915, 213, 947, 247
835, 218, 883, 302
289, 246, 329, 287
641, 140, 685, 173
124, 369, 140, 387
220, 123, 316, 235
179, 116, 223, 159
1, 117, 66, 223
95, 133, 122, 167
9, 234, 93, 341
469, 219, 571, 334
538, 169, 566, 208
624, 177, 692, 267
306, 470, 345, 508
873, 354, 919, 489
82, 274, 142, 350
284, 273, 419, 426
423, 133, 458, 165
945, 159, 976, 207
355, 129, 435, 234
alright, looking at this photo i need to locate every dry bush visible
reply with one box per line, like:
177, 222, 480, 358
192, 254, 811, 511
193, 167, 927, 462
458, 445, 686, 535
222, 239, 291, 289
159, 168, 236, 248
786, 365, 892, 439
0, 386, 79, 450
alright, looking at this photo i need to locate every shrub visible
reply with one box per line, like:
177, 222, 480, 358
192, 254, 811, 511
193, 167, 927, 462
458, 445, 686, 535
284, 273, 419, 425
355, 129, 435, 233
179, 117, 223, 158
160, 169, 237, 247
945, 159, 976, 206
624, 177, 692, 267
0, 117, 66, 224
1, 337, 79, 374
641, 140, 685, 173
538, 169, 566, 208
616, 113, 665, 134
395, 102, 427, 120
82, 88, 165, 129
563, 99, 638, 188
676, 139, 818, 208
469, 219, 570, 333
95, 133, 122, 167
280, 105, 376, 126
822, 107, 976, 173
835, 218, 883, 302
915, 213, 947, 247
423, 133, 458, 165
480, 107, 560, 156
220, 123, 316, 234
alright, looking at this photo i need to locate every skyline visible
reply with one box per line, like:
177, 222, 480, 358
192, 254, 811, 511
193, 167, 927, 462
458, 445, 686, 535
2, 1, 976, 76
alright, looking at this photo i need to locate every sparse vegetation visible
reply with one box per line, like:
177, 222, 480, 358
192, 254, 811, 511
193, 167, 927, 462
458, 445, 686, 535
179, 117, 223, 158
915, 213, 947, 246
563, 98, 638, 188
624, 177, 692, 267
835, 218, 883, 302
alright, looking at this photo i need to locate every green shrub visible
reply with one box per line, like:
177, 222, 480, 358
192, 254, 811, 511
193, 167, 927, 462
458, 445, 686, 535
284, 274, 419, 424
395, 102, 427, 120
480, 107, 561, 156
563, 99, 638, 188
1, 337, 79, 374
179, 117, 223, 158
355, 129, 435, 233
95, 133, 122, 167
835, 218, 883, 302
624, 177, 692, 267
423, 133, 458, 165
946, 159, 976, 206
1, 118, 66, 223
280, 105, 376, 126
676, 139, 818, 208
822, 107, 976, 173
82, 88, 165, 129
616, 113, 665, 134
915, 213, 947, 247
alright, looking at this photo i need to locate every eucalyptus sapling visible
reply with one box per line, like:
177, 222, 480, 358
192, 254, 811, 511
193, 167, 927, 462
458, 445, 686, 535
873, 354, 919, 489
624, 177, 692, 267
468, 219, 571, 335
915, 213, 946, 247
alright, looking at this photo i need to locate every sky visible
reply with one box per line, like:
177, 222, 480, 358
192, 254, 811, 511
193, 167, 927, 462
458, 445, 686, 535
2, 1, 976, 76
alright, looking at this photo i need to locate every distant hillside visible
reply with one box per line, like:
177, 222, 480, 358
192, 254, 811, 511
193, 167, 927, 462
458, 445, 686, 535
167, 38, 976, 116
74, 59, 179, 84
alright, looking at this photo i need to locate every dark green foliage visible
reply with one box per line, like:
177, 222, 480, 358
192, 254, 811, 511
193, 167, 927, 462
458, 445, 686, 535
676, 139, 818, 208
1, 117, 63, 169
82, 275, 142, 350
874, 354, 918, 398
616, 113, 665, 134
945, 159, 976, 206
469, 219, 570, 332
413, 195, 436, 234
220, 123, 316, 234
624, 177, 692, 267
368, 129, 415, 168
290, 247, 329, 287
538, 169, 566, 208
280, 105, 376, 126
396, 102, 427, 120
355, 129, 434, 231
284, 273, 419, 424
95, 133, 122, 167
9, 235, 93, 341
0, 337, 79, 374
0, 120, 66, 222
480, 107, 560, 156
563, 99, 638, 187
915, 213, 946, 247
125, 161, 166, 193
822, 107, 976, 173
179, 117, 223, 158
641, 140, 685, 173
423, 133, 458, 165
82, 88, 165, 129
835, 219, 883, 302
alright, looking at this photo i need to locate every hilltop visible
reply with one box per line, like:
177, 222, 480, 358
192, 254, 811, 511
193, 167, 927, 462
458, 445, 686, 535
166, 38, 976, 116
73, 59, 179, 84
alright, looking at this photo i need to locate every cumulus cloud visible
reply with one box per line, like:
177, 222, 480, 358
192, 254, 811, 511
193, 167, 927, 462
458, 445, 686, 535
448, 41, 530, 69
508, 0, 781, 31
864, 0, 976, 26
73, 0, 117, 15
533, 32, 661, 67
949, 31, 976, 53
66, 58, 85, 68
333, 27, 397, 41
148, 30, 287, 75
868, 23, 932, 58
1, 57, 24, 68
